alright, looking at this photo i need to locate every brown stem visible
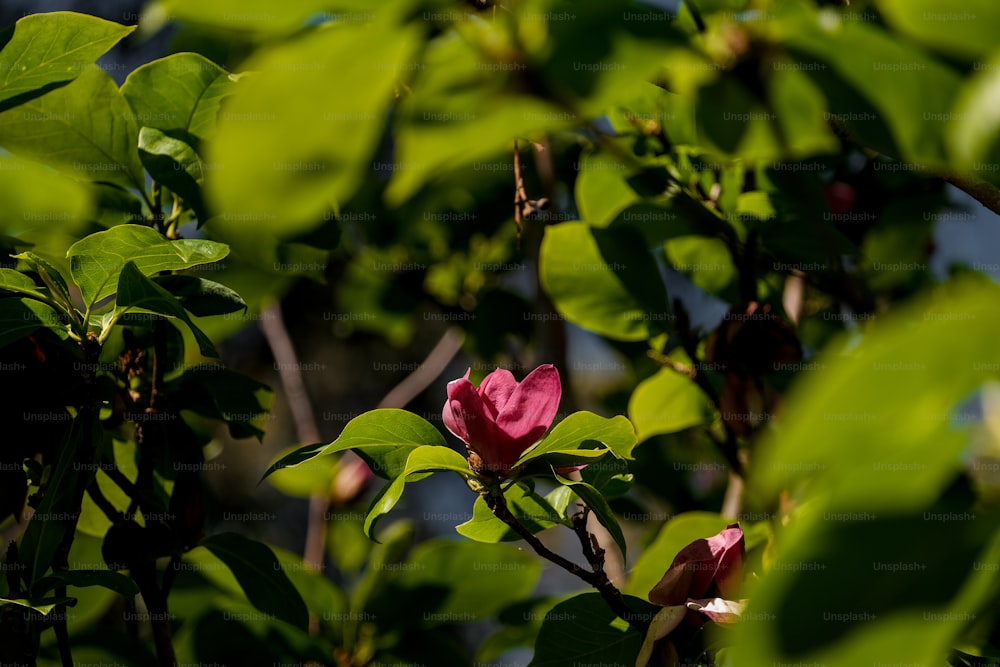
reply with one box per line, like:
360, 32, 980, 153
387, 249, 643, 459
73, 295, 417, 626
484, 490, 647, 633
943, 172, 1000, 217
259, 301, 325, 573
670, 303, 746, 478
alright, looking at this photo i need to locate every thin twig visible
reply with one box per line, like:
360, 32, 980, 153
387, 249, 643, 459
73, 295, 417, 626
485, 490, 647, 634
259, 301, 325, 573
377, 327, 465, 409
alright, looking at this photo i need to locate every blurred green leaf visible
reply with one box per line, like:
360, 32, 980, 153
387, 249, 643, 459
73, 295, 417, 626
32, 570, 138, 600
394, 540, 542, 624
875, 0, 999, 61
170, 366, 272, 440
207, 10, 421, 245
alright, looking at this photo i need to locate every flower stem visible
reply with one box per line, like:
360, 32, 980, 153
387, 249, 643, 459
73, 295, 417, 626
484, 489, 648, 634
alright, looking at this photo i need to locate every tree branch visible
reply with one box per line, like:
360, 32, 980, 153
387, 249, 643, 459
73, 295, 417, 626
484, 489, 648, 634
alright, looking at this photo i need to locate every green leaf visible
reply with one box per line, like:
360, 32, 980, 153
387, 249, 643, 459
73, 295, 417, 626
456, 483, 567, 543
0, 11, 134, 111
121, 52, 235, 144
265, 445, 337, 498
947, 53, 1000, 171
207, 11, 421, 243
348, 520, 413, 622
0, 156, 92, 236
67, 224, 229, 309
198, 532, 309, 631
733, 279, 1000, 665
516, 411, 638, 467
386, 29, 576, 205
170, 366, 272, 440
628, 368, 716, 441
159, 0, 348, 36
363, 445, 472, 538
137, 126, 208, 222
13, 252, 72, 308
20, 413, 96, 584
754, 278, 1000, 510
0, 267, 53, 304
575, 153, 641, 226
0, 298, 62, 348
624, 511, 733, 598
394, 540, 542, 623
875, 0, 999, 60
115, 262, 218, 357
529, 592, 652, 667
259, 409, 445, 482
0, 596, 76, 616
540, 222, 656, 341
153, 274, 247, 316
552, 471, 628, 560
32, 570, 139, 600
783, 10, 963, 166
0, 67, 144, 190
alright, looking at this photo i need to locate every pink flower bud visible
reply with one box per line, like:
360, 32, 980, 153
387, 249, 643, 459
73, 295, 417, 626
648, 523, 745, 607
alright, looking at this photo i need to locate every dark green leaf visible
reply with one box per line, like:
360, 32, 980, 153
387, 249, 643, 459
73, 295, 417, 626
153, 274, 247, 316
529, 592, 652, 667
553, 472, 628, 560
115, 262, 218, 357
199, 532, 309, 631
137, 126, 208, 222
32, 570, 138, 600
169, 366, 271, 440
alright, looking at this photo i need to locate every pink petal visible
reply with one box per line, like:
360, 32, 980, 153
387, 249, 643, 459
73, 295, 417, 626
443, 377, 509, 472
710, 524, 745, 600
478, 368, 518, 420
686, 597, 746, 623
649, 524, 744, 606
495, 364, 561, 447
442, 375, 475, 442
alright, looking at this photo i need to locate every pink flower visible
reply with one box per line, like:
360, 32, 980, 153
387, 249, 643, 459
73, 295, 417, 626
442, 364, 562, 476
649, 523, 745, 608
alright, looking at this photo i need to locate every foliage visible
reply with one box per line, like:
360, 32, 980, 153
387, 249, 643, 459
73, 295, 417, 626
1, 1, 1000, 666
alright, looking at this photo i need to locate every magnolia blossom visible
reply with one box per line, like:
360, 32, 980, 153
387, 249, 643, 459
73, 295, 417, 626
442, 364, 561, 476
636, 524, 747, 666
